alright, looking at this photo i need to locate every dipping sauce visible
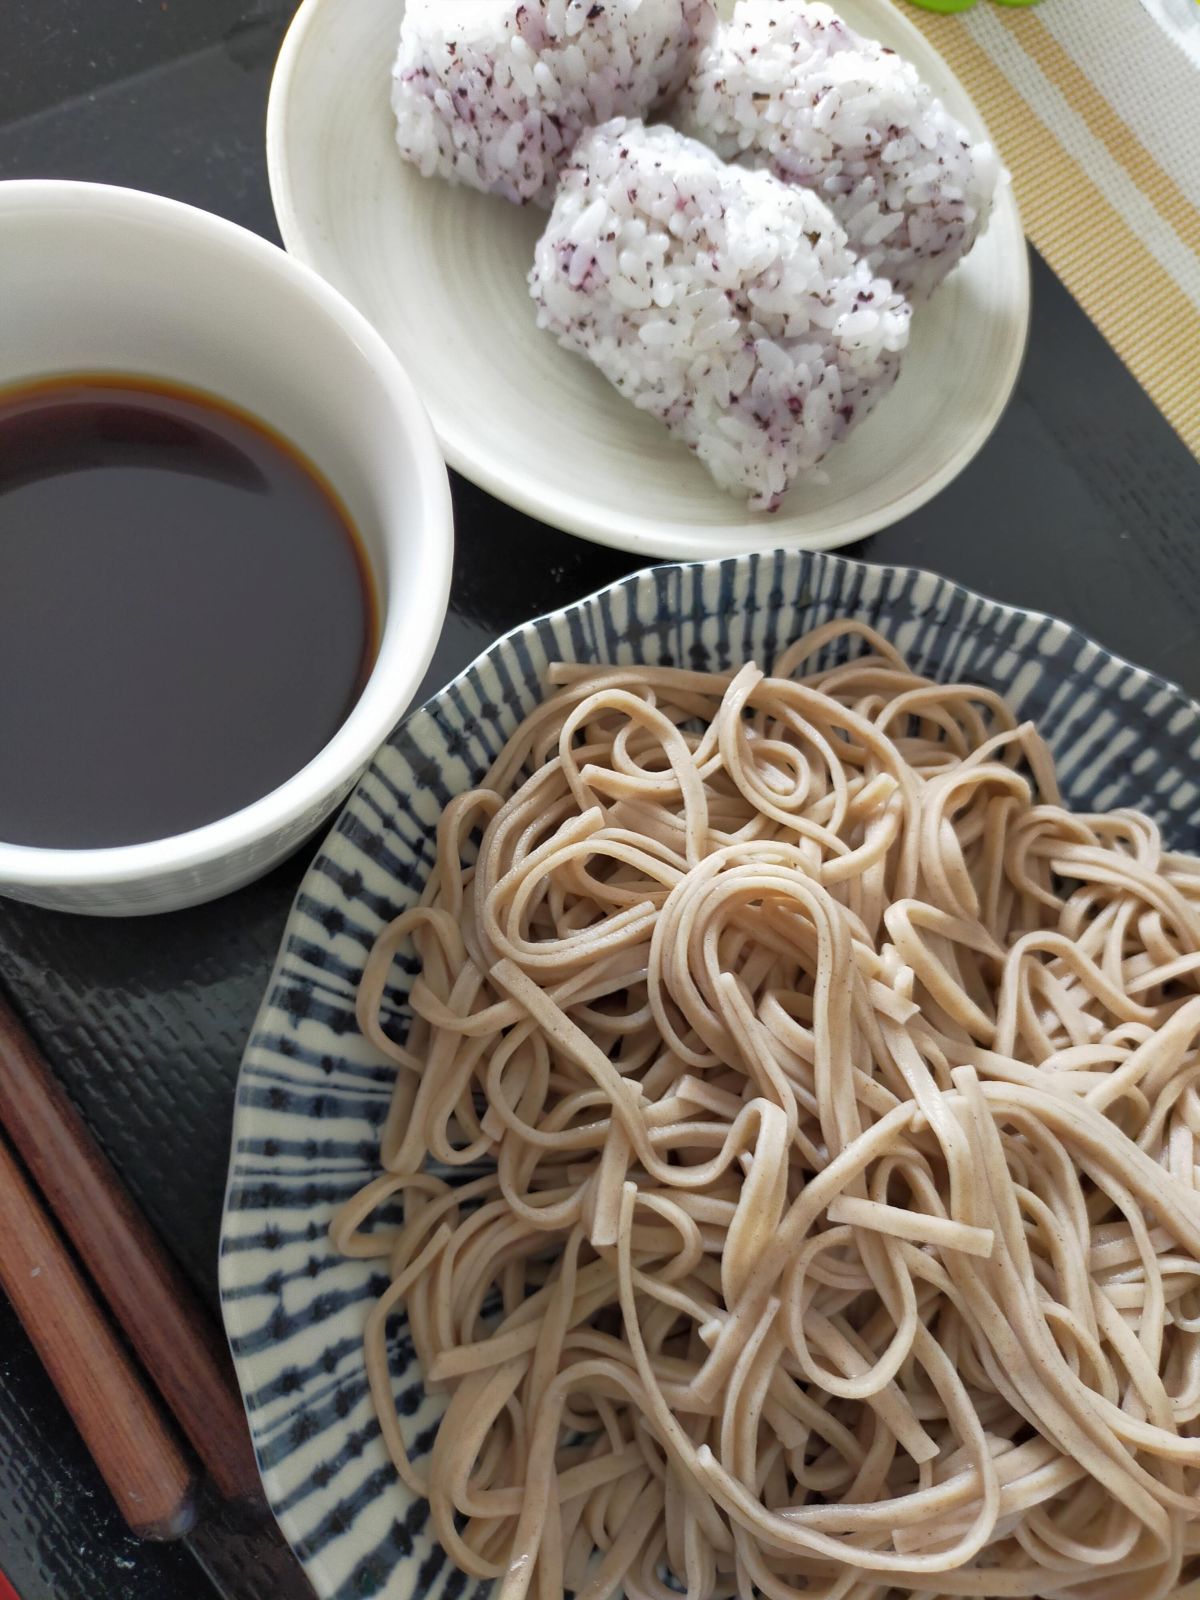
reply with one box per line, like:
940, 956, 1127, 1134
0, 376, 376, 850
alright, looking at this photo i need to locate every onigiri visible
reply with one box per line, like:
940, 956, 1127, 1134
675, 0, 1001, 300
393, 0, 716, 207
530, 118, 911, 510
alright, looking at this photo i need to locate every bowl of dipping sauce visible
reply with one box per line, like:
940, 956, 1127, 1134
0, 180, 453, 915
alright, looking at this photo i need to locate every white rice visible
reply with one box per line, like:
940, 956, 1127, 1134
529, 118, 911, 510
675, 0, 1002, 300
392, 0, 716, 207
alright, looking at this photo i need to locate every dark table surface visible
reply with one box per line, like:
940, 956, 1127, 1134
0, 4, 1198, 1598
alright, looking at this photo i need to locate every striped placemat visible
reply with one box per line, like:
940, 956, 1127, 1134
907, 0, 1200, 459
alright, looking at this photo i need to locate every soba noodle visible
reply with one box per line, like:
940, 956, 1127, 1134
334, 623, 1200, 1600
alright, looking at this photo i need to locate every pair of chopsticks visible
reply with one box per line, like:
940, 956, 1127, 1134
0, 989, 262, 1539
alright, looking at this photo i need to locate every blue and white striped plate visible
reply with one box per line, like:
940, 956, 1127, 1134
219, 548, 1200, 1600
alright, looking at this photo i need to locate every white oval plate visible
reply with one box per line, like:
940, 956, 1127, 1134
267, 0, 1029, 559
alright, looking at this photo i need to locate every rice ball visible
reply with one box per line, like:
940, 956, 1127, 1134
675, 0, 1002, 300
392, 0, 716, 207
529, 118, 911, 511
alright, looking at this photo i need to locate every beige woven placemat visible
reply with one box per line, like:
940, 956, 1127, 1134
907, 0, 1200, 458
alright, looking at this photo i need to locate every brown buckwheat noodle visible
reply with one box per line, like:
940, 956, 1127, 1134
334, 624, 1200, 1600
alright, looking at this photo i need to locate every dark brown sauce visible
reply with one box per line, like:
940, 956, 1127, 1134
0, 375, 377, 850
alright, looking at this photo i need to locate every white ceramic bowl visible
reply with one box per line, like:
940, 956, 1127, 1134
0, 180, 454, 917
267, 0, 1030, 559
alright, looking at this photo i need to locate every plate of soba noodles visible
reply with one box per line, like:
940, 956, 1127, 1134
220, 547, 1200, 1600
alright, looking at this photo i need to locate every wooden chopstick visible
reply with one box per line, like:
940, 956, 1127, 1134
0, 989, 263, 1505
0, 1129, 196, 1540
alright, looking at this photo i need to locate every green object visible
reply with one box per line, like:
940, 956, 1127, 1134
904, 0, 1043, 10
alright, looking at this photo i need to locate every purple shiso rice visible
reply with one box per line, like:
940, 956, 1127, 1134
530, 118, 911, 510
676, 0, 1001, 300
391, 0, 997, 506
393, 0, 716, 207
